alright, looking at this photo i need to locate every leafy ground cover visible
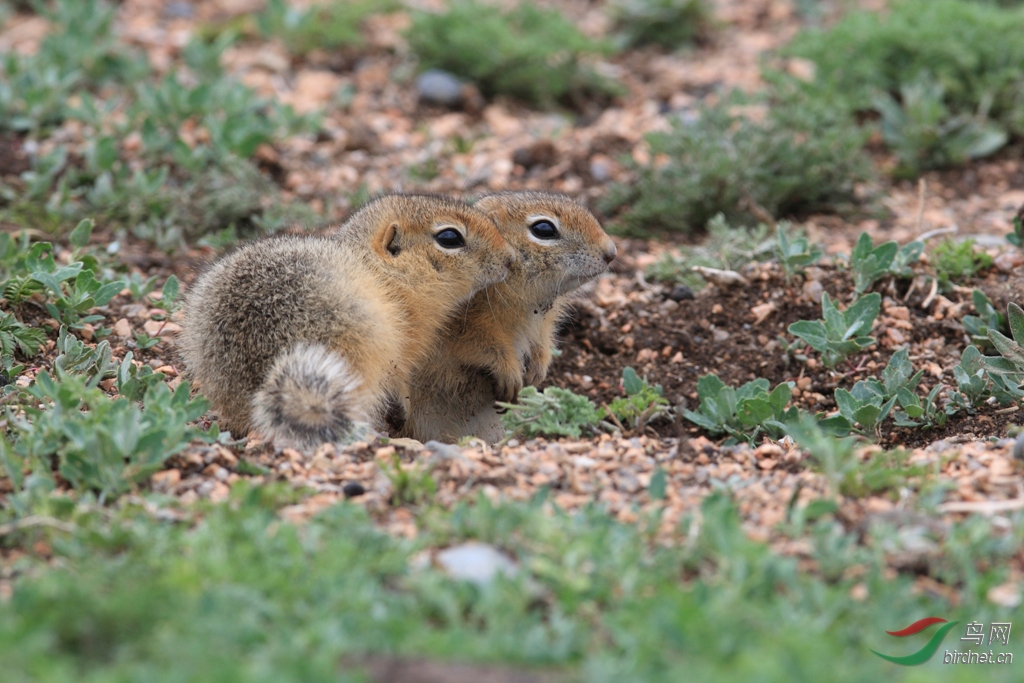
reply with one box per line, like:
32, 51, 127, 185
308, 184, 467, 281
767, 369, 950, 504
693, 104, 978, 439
1, 0, 1023, 680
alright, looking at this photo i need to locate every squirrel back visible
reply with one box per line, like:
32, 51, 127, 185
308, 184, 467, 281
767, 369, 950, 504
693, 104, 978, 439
179, 194, 515, 448
397, 192, 615, 443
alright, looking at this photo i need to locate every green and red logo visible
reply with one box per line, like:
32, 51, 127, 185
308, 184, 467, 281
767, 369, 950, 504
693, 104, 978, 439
872, 617, 960, 666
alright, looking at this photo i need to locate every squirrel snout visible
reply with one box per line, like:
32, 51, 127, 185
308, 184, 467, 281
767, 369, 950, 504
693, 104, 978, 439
603, 241, 617, 264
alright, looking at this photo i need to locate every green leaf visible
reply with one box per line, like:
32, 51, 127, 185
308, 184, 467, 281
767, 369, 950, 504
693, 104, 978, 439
842, 293, 881, 339
69, 219, 94, 248
622, 367, 643, 396
648, 467, 667, 500
1007, 303, 1024, 344
788, 320, 828, 352
161, 275, 180, 305
92, 280, 126, 307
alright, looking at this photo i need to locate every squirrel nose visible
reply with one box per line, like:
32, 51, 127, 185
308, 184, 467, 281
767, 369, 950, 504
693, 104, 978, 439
504, 252, 516, 269
603, 241, 617, 264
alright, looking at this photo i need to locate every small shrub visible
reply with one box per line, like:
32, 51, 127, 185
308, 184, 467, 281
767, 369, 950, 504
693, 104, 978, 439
788, 292, 880, 368
783, 0, 1024, 175
874, 75, 1008, 179
500, 386, 606, 438
2, 372, 209, 504
681, 374, 797, 443
608, 0, 712, 49
603, 93, 870, 235
931, 238, 993, 286
407, 1, 619, 108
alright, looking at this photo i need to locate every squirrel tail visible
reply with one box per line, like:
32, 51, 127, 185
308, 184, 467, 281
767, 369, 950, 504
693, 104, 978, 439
252, 342, 367, 449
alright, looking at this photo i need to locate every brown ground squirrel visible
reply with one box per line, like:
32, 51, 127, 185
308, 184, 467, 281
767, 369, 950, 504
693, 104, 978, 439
179, 194, 516, 449
396, 191, 616, 443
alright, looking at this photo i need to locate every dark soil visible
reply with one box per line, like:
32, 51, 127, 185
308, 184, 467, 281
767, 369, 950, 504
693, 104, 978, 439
546, 261, 1024, 447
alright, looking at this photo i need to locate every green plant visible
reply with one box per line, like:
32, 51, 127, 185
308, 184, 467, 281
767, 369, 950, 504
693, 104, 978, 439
1007, 213, 1024, 247
820, 348, 922, 435
407, 0, 619, 108
839, 448, 931, 498
148, 275, 180, 320
115, 351, 166, 403
962, 289, 1006, 350
2, 372, 209, 504
382, 453, 436, 506
782, 0, 1024, 175
256, 0, 397, 54
0, 1, 317, 249
645, 214, 773, 289
681, 374, 797, 443
51, 326, 115, 384
874, 75, 1008, 178
608, 0, 712, 49
607, 367, 671, 430
945, 344, 1023, 412
785, 414, 860, 496
0, 0, 144, 133
774, 223, 822, 282
985, 302, 1024, 387
848, 232, 922, 295
602, 92, 871, 235
0, 311, 45, 361
500, 386, 606, 438
788, 292, 880, 368
931, 237, 993, 285
891, 383, 948, 429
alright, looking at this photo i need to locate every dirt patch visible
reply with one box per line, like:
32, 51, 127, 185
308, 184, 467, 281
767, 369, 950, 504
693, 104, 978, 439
546, 261, 1024, 447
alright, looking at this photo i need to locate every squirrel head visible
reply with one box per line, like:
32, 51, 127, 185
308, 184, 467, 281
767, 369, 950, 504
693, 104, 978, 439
334, 194, 516, 294
474, 191, 616, 302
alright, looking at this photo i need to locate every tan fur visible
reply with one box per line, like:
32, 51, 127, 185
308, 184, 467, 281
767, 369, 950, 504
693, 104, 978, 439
179, 194, 515, 448
398, 192, 616, 443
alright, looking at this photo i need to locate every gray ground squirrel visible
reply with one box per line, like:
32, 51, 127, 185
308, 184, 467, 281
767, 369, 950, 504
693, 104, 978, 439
395, 191, 616, 443
179, 194, 516, 449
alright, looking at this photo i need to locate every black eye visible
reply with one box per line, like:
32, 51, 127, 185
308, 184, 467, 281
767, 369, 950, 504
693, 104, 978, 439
529, 220, 559, 240
435, 228, 465, 249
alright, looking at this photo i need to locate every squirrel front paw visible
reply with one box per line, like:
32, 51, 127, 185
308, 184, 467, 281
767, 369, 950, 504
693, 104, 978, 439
496, 375, 523, 406
522, 345, 552, 388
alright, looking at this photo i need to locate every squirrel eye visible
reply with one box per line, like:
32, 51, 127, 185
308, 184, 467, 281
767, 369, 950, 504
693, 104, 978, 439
529, 220, 559, 240
434, 228, 466, 249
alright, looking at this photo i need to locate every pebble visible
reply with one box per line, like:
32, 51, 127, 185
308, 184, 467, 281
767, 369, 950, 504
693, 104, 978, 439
112, 318, 132, 338
416, 69, 465, 107
343, 482, 367, 499
995, 251, 1024, 273
589, 154, 613, 182
803, 279, 824, 303
435, 542, 517, 586
667, 284, 695, 302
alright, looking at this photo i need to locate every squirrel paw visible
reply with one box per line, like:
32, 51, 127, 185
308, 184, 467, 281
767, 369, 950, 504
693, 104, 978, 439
489, 372, 523, 407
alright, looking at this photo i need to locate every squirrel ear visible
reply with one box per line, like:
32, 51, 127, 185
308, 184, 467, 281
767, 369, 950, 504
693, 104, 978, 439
379, 222, 401, 257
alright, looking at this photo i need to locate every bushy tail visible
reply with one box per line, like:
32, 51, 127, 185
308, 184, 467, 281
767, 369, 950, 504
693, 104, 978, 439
252, 342, 367, 450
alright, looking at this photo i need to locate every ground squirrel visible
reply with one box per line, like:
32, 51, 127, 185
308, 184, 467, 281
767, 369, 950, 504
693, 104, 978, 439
396, 191, 616, 443
179, 194, 516, 449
